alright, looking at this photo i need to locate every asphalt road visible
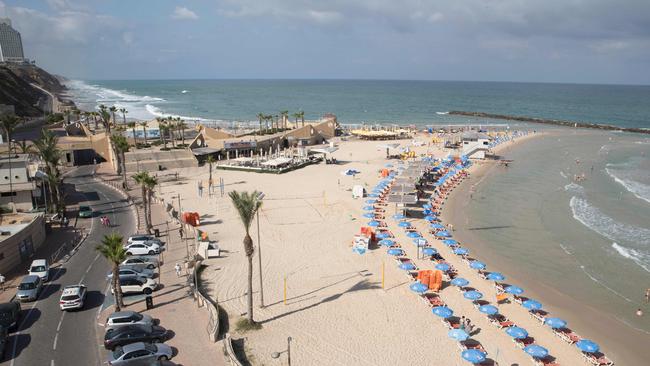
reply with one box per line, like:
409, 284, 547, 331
2, 165, 136, 366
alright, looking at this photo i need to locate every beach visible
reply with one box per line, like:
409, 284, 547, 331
143, 129, 628, 365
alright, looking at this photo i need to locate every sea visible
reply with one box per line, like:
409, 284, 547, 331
66, 79, 650, 343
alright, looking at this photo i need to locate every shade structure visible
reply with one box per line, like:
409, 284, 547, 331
422, 247, 437, 256
505, 285, 524, 295
448, 329, 470, 342
451, 278, 469, 287
432, 306, 453, 318
479, 304, 499, 315
524, 345, 549, 359
435, 263, 450, 271
365, 199, 377, 204
409, 281, 428, 293
379, 239, 395, 247
407, 232, 422, 238
398, 221, 411, 228
486, 272, 505, 281
367, 220, 380, 227
470, 261, 486, 270
506, 326, 529, 339
363, 206, 375, 211
461, 349, 486, 364
442, 239, 458, 246
435, 230, 452, 238
362, 213, 375, 218
454, 247, 469, 255
576, 340, 600, 353
399, 262, 416, 271
392, 214, 406, 220
430, 223, 445, 229
522, 299, 543, 311
387, 248, 403, 256
544, 317, 567, 329
463, 290, 483, 300
376, 232, 390, 239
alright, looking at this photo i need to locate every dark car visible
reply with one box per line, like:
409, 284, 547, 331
104, 324, 169, 350
0, 302, 20, 331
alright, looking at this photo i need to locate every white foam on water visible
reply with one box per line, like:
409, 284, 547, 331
564, 182, 585, 195
605, 160, 650, 204
559, 243, 573, 255
578, 263, 634, 303
559, 171, 568, 179
436, 111, 449, 115
611, 243, 650, 273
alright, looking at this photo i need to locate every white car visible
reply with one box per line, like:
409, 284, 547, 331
112, 276, 157, 295
127, 235, 162, 246
59, 284, 87, 311
124, 242, 160, 256
107, 267, 155, 280
121, 257, 158, 269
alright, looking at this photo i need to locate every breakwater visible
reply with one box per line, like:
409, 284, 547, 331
449, 111, 650, 134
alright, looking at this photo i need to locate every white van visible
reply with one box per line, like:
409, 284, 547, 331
28, 259, 50, 282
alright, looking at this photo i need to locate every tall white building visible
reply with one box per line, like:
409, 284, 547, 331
0, 18, 25, 63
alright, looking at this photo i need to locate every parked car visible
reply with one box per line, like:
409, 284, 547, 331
128, 235, 162, 246
121, 257, 158, 270
104, 324, 170, 350
107, 267, 155, 280
112, 277, 157, 296
124, 243, 160, 256
108, 342, 172, 365
16, 275, 42, 302
78, 205, 94, 218
59, 284, 87, 311
28, 259, 50, 282
105, 311, 155, 332
0, 302, 20, 330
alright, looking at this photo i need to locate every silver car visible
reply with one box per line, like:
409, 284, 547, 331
108, 342, 172, 365
107, 266, 156, 280
105, 311, 155, 332
16, 275, 42, 302
121, 257, 159, 270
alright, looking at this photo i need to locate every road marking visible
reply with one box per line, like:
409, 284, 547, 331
50, 360, 54, 366
96, 283, 111, 320
56, 312, 65, 332
80, 253, 101, 284
52, 333, 58, 350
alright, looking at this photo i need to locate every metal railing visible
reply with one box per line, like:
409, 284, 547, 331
192, 260, 220, 343
224, 333, 244, 366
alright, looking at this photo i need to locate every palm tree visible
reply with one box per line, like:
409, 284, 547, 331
167, 117, 176, 148
63, 109, 71, 124
256, 113, 265, 135
127, 122, 137, 147
1, 114, 22, 210
16, 140, 33, 154
33, 130, 63, 214
143, 174, 157, 233
280, 110, 289, 130
119, 108, 128, 125
109, 106, 118, 125
206, 155, 216, 187
111, 134, 130, 189
133, 172, 151, 233
298, 111, 305, 127
159, 122, 168, 149
177, 118, 187, 147
99, 106, 112, 133
96, 233, 127, 311
292, 112, 300, 128
139, 122, 148, 146
228, 190, 263, 325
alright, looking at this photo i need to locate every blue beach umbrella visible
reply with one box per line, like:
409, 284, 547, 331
432, 306, 453, 318
486, 272, 505, 281
506, 326, 529, 339
461, 349, 486, 364
470, 261, 486, 270
430, 223, 445, 229
362, 213, 375, 218
442, 239, 458, 246
454, 247, 469, 255
398, 221, 411, 228
422, 247, 437, 256
376, 232, 390, 239
379, 239, 395, 247
424, 215, 437, 222
423, 209, 432, 216
413, 238, 427, 247
399, 262, 416, 271
576, 340, 600, 353
451, 278, 469, 287
448, 329, 470, 342
505, 285, 524, 295
407, 232, 422, 238
367, 220, 380, 227
365, 199, 377, 204
409, 281, 428, 293
435, 230, 451, 238
368, 193, 379, 198
392, 213, 405, 220
387, 248, 403, 256
545, 317, 567, 329
435, 263, 450, 271
524, 345, 549, 359
384, 163, 393, 168
363, 206, 374, 211
463, 290, 483, 300
479, 304, 499, 315
522, 299, 543, 311
422, 203, 432, 210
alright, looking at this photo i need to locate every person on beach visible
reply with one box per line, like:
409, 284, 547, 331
645, 288, 650, 303
459, 316, 466, 330
198, 180, 203, 197
636, 308, 643, 317
175, 263, 182, 277
104, 216, 111, 227
208, 178, 213, 194
465, 319, 474, 335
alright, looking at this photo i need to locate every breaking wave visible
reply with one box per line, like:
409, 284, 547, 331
606, 159, 650, 204
612, 243, 650, 273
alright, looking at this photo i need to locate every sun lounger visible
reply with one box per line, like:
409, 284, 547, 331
583, 353, 613, 366
488, 314, 514, 328
513, 337, 534, 348
494, 283, 505, 293
553, 328, 580, 344
530, 309, 548, 323
420, 293, 445, 307
513, 295, 526, 304
534, 358, 561, 366
443, 318, 460, 329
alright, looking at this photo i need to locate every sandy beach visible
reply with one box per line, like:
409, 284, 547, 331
142, 129, 626, 366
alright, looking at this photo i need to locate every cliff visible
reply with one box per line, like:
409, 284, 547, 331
0, 64, 67, 116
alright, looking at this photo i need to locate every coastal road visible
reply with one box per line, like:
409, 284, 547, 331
2, 165, 136, 366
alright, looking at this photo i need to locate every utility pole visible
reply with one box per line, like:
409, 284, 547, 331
256, 192, 265, 308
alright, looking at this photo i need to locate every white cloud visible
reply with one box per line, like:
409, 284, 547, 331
172, 6, 198, 20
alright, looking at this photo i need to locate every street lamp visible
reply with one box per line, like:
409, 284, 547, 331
256, 192, 265, 308
271, 336, 292, 366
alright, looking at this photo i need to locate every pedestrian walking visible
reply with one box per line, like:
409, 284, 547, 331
197, 180, 203, 197
459, 316, 466, 331
466, 319, 474, 335
208, 178, 213, 194
645, 288, 650, 303
105, 217, 111, 227
175, 263, 182, 277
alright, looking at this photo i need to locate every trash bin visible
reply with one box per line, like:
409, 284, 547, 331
154, 228, 160, 237
145, 295, 154, 309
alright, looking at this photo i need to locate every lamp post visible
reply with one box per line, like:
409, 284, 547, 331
256, 192, 265, 308
271, 336, 292, 366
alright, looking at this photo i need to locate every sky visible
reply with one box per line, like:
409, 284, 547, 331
1, 0, 649, 84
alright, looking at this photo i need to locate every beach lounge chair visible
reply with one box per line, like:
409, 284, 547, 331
488, 314, 514, 329
494, 283, 506, 293
553, 328, 580, 344
460, 340, 487, 353
513, 337, 535, 349
420, 293, 445, 307
534, 358, 561, 366
513, 295, 526, 304
530, 309, 548, 323
443, 318, 460, 329
583, 353, 613, 366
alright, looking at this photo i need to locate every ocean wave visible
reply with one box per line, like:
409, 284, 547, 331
436, 111, 449, 115
578, 263, 634, 302
560, 171, 568, 179
564, 182, 584, 195
611, 243, 650, 273
559, 243, 573, 255
605, 159, 650, 204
